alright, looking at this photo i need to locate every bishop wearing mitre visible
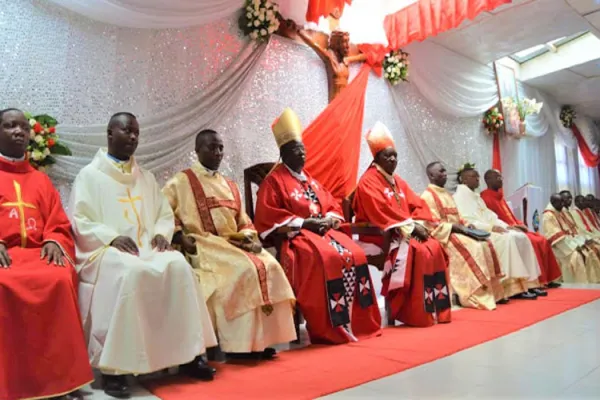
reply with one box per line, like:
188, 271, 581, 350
254, 108, 382, 345
353, 122, 452, 326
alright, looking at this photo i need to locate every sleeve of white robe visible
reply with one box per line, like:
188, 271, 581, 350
70, 168, 120, 255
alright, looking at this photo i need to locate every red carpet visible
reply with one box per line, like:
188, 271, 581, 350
146, 289, 600, 400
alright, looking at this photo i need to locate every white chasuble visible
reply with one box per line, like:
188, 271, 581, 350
454, 184, 541, 283
70, 149, 216, 374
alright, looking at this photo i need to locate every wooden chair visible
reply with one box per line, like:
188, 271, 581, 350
341, 191, 391, 271
243, 162, 304, 343
244, 162, 275, 222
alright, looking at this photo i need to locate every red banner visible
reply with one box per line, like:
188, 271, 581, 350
303, 64, 371, 201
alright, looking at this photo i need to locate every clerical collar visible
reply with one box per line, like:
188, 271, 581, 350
285, 163, 307, 182
196, 162, 218, 177
374, 163, 394, 185
106, 152, 129, 164
428, 184, 446, 192
0, 151, 25, 162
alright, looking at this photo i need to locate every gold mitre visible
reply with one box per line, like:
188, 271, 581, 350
366, 121, 395, 156
271, 107, 303, 148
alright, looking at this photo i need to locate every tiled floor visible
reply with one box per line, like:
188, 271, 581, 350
82, 284, 600, 399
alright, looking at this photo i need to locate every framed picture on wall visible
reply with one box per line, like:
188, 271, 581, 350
494, 62, 520, 136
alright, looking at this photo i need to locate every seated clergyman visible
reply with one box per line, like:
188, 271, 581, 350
542, 193, 600, 283
0, 108, 93, 400
70, 112, 217, 398
254, 107, 382, 344
453, 164, 545, 300
162, 129, 297, 359
421, 161, 505, 310
352, 122, 452, 326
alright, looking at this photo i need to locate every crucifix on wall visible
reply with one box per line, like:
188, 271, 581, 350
277, 9, 367, 103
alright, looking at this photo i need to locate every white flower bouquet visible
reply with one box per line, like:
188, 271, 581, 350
560, 105, 576, 128
383, 50, 409, 85
238, 0, 280, 41
501, 97, 543, 121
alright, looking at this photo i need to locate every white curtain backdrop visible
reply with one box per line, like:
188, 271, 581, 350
52, 41, 268, 181
46, 0, 244, 28
516, 81, 577, 148
47, 0, 417, 44
405, 40, 499, 117
575, 114, 600, 156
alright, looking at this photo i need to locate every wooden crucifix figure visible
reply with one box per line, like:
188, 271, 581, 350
278, 16, 367, 103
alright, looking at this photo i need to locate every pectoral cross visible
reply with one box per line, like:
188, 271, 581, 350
118, 188, 143, 246
2, 181, 37, 247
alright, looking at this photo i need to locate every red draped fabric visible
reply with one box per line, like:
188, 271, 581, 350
303, 64, 371, 201
306, 0, 352, 23
360, 0, 510, 61
492, 133, 502, 171
572, 123, 600, 167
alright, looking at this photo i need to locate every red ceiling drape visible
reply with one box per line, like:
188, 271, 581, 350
303, 64, 371, 201
360, 0, 510, 60
306, 0, 352, 23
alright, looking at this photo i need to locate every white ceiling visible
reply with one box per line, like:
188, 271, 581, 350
428, 0, 600, 119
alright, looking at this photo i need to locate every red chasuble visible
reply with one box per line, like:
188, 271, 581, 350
0, 157, 92, 400
353, 165, 451, 327
480, 189, 562, 284
255, 164, 381, 344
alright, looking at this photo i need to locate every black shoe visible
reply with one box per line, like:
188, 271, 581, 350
65, 389, 84, 400
255, 347, 277, 360
496, 298, 510, 305
530, 288, 548, 297
512, 291, 537, 300
181, 356, 214, 381
547, 281, 562, 289
102, 375, 130, 399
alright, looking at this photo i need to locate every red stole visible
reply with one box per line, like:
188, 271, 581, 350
353, 165, 433, 230
480, 189, 520, 226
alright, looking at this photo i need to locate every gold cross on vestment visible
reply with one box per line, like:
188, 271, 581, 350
118, 188, 143, 246
2, 180, 37, 247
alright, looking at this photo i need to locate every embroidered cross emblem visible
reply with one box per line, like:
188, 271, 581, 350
434, 285, 449, 298
384, 188, 394, 199
359, 278, 370, 295
330, 293, 346, 312
1, 181, 36, 248
118, 189, 143, 246
424, 289, 434, 302
291, 188, 303, 201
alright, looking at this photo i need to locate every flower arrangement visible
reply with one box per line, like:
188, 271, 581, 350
383, 50, 409, 85
483, 107, 504, 135
501, 97, 543, 121
560, 105, 576, 128
456, 162, 476, 184
238, 0, 280, 41
25, 113, 72, 171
